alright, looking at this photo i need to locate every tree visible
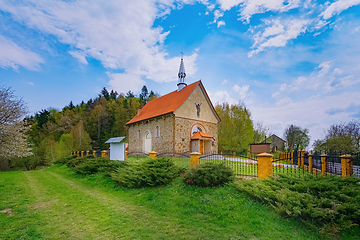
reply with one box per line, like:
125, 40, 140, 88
0, 87, 32, 171
313, 120, 360, 153
253, 122, 269, 143
283, 124, 310, 151
216, 102, 254, 153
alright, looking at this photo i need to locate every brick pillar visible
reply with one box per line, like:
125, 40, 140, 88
291, 150, 294, 164
298, 150, 305, 168
149, 151, 157, 159
257, 153, 273, 179
92, 151, 96, 157
233, 152, 236, 157
308, 154, 313, 173
190, 152, 201, 168
341, 154, 353, 178
320, 154, 328, 175
247, 152, 250, 158
125, 150, 128, 160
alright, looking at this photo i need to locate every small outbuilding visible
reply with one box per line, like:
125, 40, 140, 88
105, 137, 126, 161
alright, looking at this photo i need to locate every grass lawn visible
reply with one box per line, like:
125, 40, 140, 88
0, 165, 341, 239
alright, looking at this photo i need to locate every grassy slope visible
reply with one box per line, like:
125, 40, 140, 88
1, 165, 326, 240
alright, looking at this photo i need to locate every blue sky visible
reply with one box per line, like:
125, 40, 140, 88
1, 0, 360, 146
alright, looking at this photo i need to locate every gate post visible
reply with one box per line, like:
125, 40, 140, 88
320, 154, 328, 175
257, 153, 273, 179
125, 150, 128, 160
308, 154, 313, 173
101, 150, 107, 158
341, 154, 353, 178
291, 150, 294, 164
298, 150, 305, 168
149, 151, 157, 159
190, 152, 201, 168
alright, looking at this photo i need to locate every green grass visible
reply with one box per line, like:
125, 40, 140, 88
0, 165, 331, 239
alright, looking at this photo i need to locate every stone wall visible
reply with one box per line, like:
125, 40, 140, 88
174, 117, 218, 153
127, 114, 174, 153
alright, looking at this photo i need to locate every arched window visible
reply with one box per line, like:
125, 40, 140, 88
146, 132, 151, 139
156, 126, 160, 137
191, 124, 206, 135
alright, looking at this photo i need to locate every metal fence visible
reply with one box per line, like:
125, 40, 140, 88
199, 153, 258, 177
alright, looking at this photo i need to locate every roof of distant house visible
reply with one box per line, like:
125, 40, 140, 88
126, 80, 220, 125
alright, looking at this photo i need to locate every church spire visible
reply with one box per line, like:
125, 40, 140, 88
177, 52, 187, 91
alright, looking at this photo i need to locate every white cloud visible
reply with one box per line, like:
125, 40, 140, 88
0, 35, 43, 71
233, 84, 249, 99
209, 90, 237, 105
69, 51, 88, 65
222, 79, 228, 84
0, 0, 198, 92
217, 20, 226, 27
107, 72, 146, 94
321, 0, 360, 20
213, 9, 224, 23
217, 0, 301, 22
249, 18, 311, 57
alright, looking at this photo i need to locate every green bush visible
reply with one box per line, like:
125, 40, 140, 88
182, 162, 234, 187
54, 154, 78, 165
13, 155, 43, 170
74, 158, 127, 176
111, 157, 179, 188
236, 174, 360, 236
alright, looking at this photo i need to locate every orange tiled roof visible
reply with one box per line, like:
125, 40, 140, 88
126, 81, 201, 125
191, 131, 214, 140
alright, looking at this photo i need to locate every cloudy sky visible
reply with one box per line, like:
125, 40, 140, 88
1, 0, 360, 145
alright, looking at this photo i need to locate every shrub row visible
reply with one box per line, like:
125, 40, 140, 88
54, 155, 125, 176
236, 174, 360, 235
111, 157, 181, 188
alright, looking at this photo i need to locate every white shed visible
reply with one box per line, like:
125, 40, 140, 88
105, 137, 126, 161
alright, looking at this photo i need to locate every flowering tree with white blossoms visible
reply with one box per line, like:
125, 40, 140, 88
0, 87, 32, 171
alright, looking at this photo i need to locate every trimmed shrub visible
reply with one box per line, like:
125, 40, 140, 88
111, 157, 179, 188
236, 174, 360, 236
74, 158, 127, 176
54, 154, 78, 165
182, 162, 234, 187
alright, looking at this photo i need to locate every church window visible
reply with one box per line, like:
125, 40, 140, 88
146, 132, 151, 139
191, 124, 206, 135
156, 126, 160, 137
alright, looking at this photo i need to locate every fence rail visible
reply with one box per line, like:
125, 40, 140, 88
71, 150, 360, 178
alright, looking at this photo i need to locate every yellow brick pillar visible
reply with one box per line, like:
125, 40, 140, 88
298, 150, 305, 168
341, 154, 353, 178
291, 150, 294, 164
320, 154, 328, 175
257, 153, 273, 179
86, 151, 89, 156
125, 150, 128, 160
308, 154, 313, 173
92, 151, 96, 157
149, 151, 157, 159
247, 152, 250, 158
101, 150, 107, 158
190, 152, 201, 168
220, 152, 222, 156
233, 152, 236, 157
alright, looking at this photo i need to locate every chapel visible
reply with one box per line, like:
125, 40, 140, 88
126, 57, 220, 154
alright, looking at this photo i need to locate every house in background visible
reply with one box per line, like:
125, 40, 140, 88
263, 134, 285, 152
126, 57, 220, 154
